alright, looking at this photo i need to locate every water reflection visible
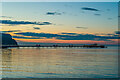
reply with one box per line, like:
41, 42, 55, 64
2, 47, 118, 78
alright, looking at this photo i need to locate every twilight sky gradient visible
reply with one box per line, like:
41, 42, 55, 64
1, 2, 119, 45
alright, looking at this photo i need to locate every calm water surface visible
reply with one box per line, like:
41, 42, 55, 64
1, 46, 118, 78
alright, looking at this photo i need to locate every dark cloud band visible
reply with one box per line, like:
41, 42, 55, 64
0, 20, 52, 25
33, 27, 40, 30
14, 32, 119, 41
115, 31, 120, 34
2, 30, 21, 33
81, 7, 99, 11
46, 12, 62, 15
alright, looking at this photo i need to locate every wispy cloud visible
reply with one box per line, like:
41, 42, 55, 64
94, 14, 101, 16
76, 27, 88, 29
108, 18, 112, 20
107, 9, 110, 11
46, 12, 62, 15
0, 16, 13, 19
0, 20, 52, 25
81, 7, 99, 11
2, 30, 21, 33
33, 27, 40, 30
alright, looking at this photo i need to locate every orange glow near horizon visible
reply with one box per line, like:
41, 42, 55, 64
2, 31, 118, 45
14, 38, 118, 45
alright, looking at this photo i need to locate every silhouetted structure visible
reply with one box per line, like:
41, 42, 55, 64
0, 33, 18, 48
1, 44, 107, 48
83, 43, 106, 48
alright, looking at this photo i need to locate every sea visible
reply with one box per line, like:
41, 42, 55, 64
0, 46, 118, 78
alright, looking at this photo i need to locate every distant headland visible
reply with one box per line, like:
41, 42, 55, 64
0, 33, 18, 48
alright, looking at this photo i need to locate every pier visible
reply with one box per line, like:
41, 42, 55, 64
1, 44, 107, 48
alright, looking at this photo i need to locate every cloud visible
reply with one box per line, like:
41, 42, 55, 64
107, 9, 110, 11
76, 27, 88, 29
46, 12, 62, 15
64, 4, 72, 8
2, 30, 21, 33
108, 18, 112, 20
15, 32, 60, 39
0, 20, 52, 25
14, 32, 119, 41
81, 7, 99, 11
0, 16, 13, 18
13, 36, 42, 39
61, 33, 77, 35
115, 31, 120, 34
33, 27, 40, 30
94, 14, 101, 16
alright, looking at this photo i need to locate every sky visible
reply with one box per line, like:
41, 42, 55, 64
0, 2, 119, 45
